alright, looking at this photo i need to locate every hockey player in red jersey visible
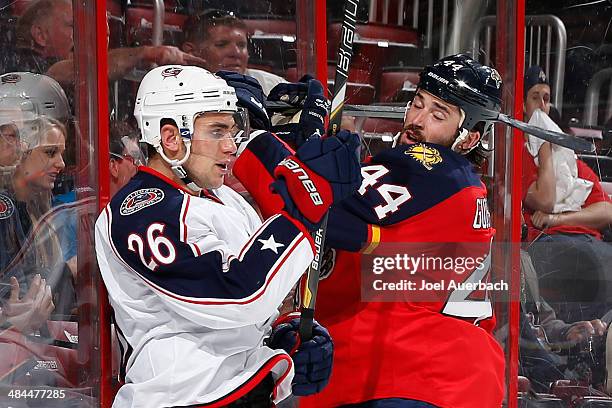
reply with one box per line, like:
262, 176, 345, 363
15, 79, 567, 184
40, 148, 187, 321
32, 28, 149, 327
233, 54, 506, 407
94, 65, 362, 408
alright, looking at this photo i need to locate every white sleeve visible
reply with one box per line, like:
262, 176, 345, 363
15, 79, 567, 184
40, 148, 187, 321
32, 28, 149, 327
96, 205, 314, 330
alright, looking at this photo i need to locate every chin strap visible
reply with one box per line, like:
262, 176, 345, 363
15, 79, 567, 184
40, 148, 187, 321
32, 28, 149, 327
156, 140, 202, 193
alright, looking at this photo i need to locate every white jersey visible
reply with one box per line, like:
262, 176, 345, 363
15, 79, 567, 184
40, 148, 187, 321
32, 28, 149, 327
95, 167, 314, 408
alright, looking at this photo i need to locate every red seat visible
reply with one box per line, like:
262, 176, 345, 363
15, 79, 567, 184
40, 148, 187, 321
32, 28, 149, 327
327, 81, 376, 105
362, 117, 403, 134
285, 64, 371, 84
125, 8, 187, 46
327, 23, 419, 87
243, 18, 296, 36
327, 22, 418, 51
378, 68, 421, 102
369, 0, 409, 25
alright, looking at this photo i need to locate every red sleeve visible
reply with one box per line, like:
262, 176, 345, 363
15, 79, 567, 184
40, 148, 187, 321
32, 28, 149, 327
577, 160, 611, 206
233, 131, 295, 219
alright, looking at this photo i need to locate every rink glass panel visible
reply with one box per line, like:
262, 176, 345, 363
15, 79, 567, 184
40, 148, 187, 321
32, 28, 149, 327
0, 0, 101, 407
0, 0, 608, 407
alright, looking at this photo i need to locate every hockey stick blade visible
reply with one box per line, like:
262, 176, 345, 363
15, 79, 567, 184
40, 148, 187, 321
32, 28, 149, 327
497, 113, 595, 153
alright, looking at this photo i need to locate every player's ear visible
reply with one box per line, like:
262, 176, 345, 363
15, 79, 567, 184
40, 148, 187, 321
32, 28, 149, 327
30, 23, 47, 48
160, 124, 181, 153
457, 130, 481, 152
109, 157, 120, 178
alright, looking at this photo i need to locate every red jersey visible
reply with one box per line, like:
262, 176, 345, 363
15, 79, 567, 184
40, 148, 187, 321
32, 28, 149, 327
234, 134, 505, 408
522, 143, 611, 241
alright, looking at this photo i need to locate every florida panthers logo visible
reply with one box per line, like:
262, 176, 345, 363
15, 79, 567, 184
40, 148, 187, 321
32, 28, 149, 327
161, 67, 183, 78
120, 188, 164, 215
0, 193, 15, 219
489, 69, 502, 89
404, 144, 443, 170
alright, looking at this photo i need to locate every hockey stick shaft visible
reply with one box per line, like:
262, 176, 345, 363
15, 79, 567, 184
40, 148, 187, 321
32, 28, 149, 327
299, 0, 361, 342
497, 113, 595, 153
329, 0, 360, 136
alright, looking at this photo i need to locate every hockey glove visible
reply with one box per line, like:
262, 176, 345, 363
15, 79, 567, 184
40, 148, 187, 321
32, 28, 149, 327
268, 315, 333, 396
272, 130, 362, 230
268, 76, 330, 148
216, 70, 271, 131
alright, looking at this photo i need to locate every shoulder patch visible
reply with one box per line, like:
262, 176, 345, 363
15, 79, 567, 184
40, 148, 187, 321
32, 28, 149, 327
404, 143, 443, 170
0, 193, 15, 219
120, 188, 165, 215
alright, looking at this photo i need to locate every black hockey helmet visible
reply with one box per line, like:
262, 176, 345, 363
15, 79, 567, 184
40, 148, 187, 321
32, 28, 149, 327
418, 53, 502, 136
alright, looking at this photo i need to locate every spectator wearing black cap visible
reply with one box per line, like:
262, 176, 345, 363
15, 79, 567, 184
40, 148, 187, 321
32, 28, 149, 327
521, 66, 612, 323
524, 65, 552, 122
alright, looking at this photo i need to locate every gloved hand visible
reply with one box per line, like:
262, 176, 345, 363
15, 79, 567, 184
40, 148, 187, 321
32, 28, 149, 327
268, 75, 329, 148
216, 70, 271, 131
268, 315, 333, 396
272, 130, 362, 230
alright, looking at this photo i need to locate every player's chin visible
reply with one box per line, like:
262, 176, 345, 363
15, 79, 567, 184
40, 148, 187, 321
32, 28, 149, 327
211, 173, 225, 189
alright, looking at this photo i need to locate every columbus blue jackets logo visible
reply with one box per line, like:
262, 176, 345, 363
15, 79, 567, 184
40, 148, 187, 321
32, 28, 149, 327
120, 188, 164, 215
0, 193, 15, 219
1, 73, 21, 84
161, 67, 182, 78
404, 144, 443, 170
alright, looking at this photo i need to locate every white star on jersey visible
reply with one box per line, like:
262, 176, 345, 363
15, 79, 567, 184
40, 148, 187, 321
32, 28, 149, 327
258, 235, 284, 254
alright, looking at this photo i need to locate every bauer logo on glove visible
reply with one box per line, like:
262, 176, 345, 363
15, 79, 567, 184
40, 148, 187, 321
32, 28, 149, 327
277, 157, 325, 207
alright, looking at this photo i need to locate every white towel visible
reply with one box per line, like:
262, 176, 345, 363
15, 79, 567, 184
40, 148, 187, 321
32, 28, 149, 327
525, 109, 593, 213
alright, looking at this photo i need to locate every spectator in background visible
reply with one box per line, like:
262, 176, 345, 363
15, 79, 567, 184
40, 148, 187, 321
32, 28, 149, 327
0, 115, 76, 314
522, 66, 612, 323
109, 121, 142, 197
7, 0, 206, 85
4, 0, 74, 74
0, 72, 76, 316
182, 9, 286, 94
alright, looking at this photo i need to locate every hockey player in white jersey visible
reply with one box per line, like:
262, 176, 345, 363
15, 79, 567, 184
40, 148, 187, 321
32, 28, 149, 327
94, 65, 361, 408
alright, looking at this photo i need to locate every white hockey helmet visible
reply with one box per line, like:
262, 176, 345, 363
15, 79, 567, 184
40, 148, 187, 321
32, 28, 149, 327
134, 65, 239, 149
0, 72, 70, 159
0, 72, 70, 126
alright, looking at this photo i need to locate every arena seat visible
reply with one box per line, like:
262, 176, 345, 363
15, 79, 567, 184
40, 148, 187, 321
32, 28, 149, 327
368, 0, 407, 25
328, 22, 418, 45
574, 397, 612, 407
327, 22, 419, 87
378, 67, 421, 102
362, 117, 403, 135
125, 7, 187, 47
517, 395, 565, 407
242, 16, 296, 36
327, 81, 376, 105
550, 380, 612, 406
243, 17, 296, 73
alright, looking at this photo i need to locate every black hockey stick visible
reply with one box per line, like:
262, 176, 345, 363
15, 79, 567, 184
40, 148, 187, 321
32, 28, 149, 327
299, 0, 361, 342
497, 113, 595, 153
